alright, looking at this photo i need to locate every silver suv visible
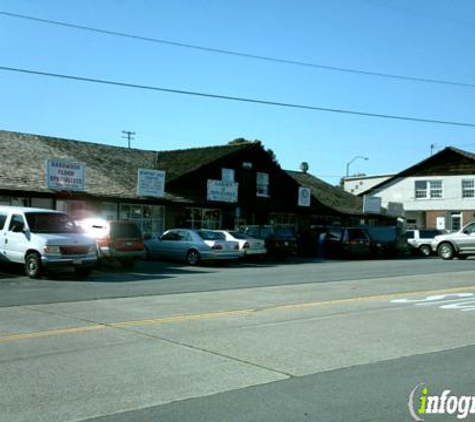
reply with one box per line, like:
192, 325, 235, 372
431, 222, 475, 260
406, 229, 447, 256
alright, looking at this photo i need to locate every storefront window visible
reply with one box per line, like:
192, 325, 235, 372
185, 207, 221, 229
0, 196, 28, 206
119, 204, 165, 237
270, 213, 297, 228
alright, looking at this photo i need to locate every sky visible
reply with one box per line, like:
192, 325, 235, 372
1, 0, 475, 184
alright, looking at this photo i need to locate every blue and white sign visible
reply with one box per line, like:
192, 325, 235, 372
207, 180, 238, 203
137, 169, 166, 197
47, 159, 85, 191
298, 187, 311, 207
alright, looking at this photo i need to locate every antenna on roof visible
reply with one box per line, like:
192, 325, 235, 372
122, 130, 135, 148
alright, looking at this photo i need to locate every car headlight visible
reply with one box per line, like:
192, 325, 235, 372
44, 245, 61, 254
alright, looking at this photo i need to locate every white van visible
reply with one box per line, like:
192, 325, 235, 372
0, 206, 97, 278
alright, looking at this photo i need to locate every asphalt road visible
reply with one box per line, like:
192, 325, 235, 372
1, 256, 475, 307
1, 258, 475, 422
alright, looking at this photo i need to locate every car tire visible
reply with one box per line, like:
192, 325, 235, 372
25, 252, 43, 279
438, 243, 455, 260
419, 245, 431, 257
186, 250, 200, 266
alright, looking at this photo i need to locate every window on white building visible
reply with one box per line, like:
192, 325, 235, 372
462, 179, 475, 198
256, 172, 270, 197
414, 180, 443, 199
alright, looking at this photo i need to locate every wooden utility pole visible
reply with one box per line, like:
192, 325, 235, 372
122, 131, 135, 148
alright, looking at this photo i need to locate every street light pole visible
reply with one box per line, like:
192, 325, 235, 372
346, 156, 369, 177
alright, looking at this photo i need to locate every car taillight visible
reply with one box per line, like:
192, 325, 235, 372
243, 242, 250, 249
212, 244, 223, 250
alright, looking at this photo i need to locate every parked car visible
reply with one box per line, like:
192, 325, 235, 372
431, 221, 475, 260
239, 225, 297, 260
326, 227, 372, 258
144, 228, 241, 265
0, 206, 97, 278
214, 230, 267, 258
362, 226, 410, 257
77, 218, 144, 269
406, 229, 447, 256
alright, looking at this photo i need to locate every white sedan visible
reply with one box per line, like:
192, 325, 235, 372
215, 230, 267, 257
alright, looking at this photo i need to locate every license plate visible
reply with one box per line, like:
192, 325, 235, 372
73, 259, 82, 265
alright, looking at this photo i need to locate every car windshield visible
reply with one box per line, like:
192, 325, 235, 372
274, 226, 295, 238
197, 230, 220, 240
110, 222, 142, 238
229, 231, 252, 240
25, 212, 82, 234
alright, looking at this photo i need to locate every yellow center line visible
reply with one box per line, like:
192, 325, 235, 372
1, 284, 475, 343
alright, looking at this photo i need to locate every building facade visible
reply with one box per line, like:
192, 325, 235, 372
0, 130, 387, 237
362, 147, 475, 230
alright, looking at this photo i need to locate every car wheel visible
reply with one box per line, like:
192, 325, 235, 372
438, 243, 455, 260
419, 245, 431, 257
186, 250, 200, 266
25, 252, 43, 279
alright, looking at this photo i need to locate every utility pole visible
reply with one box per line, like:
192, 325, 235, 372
122, 130, 135, 149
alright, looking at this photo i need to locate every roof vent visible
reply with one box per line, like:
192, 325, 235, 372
300, 162, 309, 173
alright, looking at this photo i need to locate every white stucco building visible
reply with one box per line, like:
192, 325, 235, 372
361, 147, 475, 230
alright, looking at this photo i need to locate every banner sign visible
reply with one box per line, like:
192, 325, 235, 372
207, 180, 238, 203
298, 187, 311, 207
47, 159, 85, 191
137, 169, 166, 197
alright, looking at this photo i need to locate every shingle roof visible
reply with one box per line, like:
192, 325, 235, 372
286, 170, 364, 216
0, 130, 252, 201
366, 146, 475, 194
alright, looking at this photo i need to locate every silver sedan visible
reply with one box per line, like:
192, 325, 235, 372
144, 228, 242, 265
214, 230, 267, 257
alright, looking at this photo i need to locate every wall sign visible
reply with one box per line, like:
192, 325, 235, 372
207, 180, 238, 203
46, 159, 85, 191
298, 187, 311, 207
137, 169, 166, 197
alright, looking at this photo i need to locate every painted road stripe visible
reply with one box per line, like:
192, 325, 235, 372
1, 284, 475, 343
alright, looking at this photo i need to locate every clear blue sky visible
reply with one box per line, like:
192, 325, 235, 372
1, 0, 475, 183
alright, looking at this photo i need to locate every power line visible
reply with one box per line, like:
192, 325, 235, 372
1, 64, 475, 128
1, 10, 475, 89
